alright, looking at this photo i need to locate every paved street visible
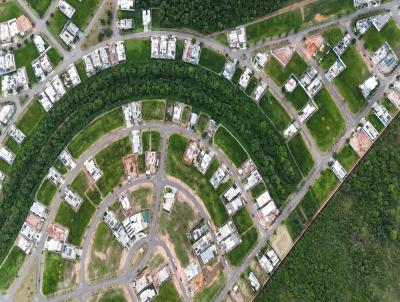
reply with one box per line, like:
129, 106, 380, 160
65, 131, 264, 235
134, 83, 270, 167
1, 1, 400, 301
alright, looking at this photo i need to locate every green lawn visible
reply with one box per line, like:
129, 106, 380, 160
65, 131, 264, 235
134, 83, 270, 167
42, 252, 75, 296
152, 9, 161, 29
181, 105, 191, 125
86, 187, 102, 205
226, 227, 258, 266
54, 158, 68, 175
363, 20, 400, 52
213, 33, 228, 46
265, 52, 308, 87
55, 198, 95, 246
36, 179, 57, 206
166, 134, 229, 227
288, 134, 315, 177
143, 131, 161, 152
232, 207, 254, 235
246, 10, 303, 43
306, 88, 345, 151
199, 47, 226, 73
304, 0, 354, 24
195, 112, 209, 133
153, 280, 181, 302
95, 136, 131, 196
245, 77, 258, 95
250, 181, 267, 198
0, 159, 10, 174
26, 0, 51, 17
258, 92, 291, 131
0, 246, 25, 291
69, 108, 124, 158
47, 48, 63, 67
336, 144, 359, 171
231, 67, 243, 84
88, 222, 124, 281
125, 39, 151, 62
382, 98, 397, 115
142, 100, 166, 121
75, 60, 88, 81
130, 187, 151, 209
213, 126, 248, 167
4, 135, 21, 155
368, 113, 385, 132
14, 42, 39, 84
299, 191, 320, 219
334, 46, 370, 113
310, 169, 338, 205
0, 1, 22, 22
71, 172, 88, 196
16, 99, 46, 136
286, 86, 309, 110
323, 27, 344, 46
159, 200, 195, 267
194, 272, 225, 302
319, 49, 338, 71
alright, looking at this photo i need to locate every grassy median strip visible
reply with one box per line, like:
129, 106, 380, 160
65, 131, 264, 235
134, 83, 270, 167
69, 108, 124, 158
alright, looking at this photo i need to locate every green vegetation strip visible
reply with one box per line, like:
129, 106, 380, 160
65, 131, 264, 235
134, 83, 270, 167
0, 59, 301, 263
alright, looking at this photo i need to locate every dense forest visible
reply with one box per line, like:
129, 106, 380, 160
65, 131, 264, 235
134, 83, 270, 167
0, 60, 302, 263
135, 0, 291, 33
256, 118, 400, 301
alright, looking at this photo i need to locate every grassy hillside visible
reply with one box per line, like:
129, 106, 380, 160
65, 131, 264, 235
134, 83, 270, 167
256, 117, 400, 301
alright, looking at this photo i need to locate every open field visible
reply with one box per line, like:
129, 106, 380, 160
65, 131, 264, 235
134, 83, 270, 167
153, 280, 181, 302
36, 179, 57, 206
69, 108, 124, 158
336, 144, 359, 170
55, 198, 95, 246
334, 46, 370, 113
258, 92, 291, 131
125, 39, 151, 61
0, 246, 25, 291
88, 222, 124, 281
363, 20, 400, 52
42, 252, 76, 296
16, 99, 46, 136
323, 26, 344, 45
142, 100, 166, 121
226, 227, 258, 266
14, 42, 39, 84
232, 207, 254, 235
287, 134, 315, 177
166, 134, 229, 227
256, 118, 400, 301
265, 52, 308, 87
71, 172, 89, 197
304, 0, 353, 24
130, 187, 152, 209
199, 48, 226, 73
213, 126, 248, 167
310, 169, 338, 205
286, 86, 309, 110
95, 136, 131, 196
159, 200, 195, 267
306, 88, 345, 151
0, 1, 22, 22
246, 10, 303, 43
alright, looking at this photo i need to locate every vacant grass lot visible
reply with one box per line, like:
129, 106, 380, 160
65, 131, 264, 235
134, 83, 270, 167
199, 47, 226, 73
14, 42, 39, 84
363, 20, 400, 52
259, 92, 291, 131
95, 136, 131, 196
319, 49, 338, 71
304, 0, 354, 24
323, 27, 344, 46
98, 288, 127, 302
142, 100, 166, 121
153, 280, 181, 302
288, 134, 315, 177
55, 198, 95, 246
159, 200, 195, 267
89, 222, 124, 281
167, 134, 229, 227
337, 145, 359, 171
125, 39, 151, 61
69, 108, 124, 158
213, 126, 248, 167
143, 131, 161, 152
42, 252, 75, 296
71, 172, 88, 196
26, 0, 51, 17
194, 272, 225, 302
245, 77, 258, 95
310, 169, 338, 205
54, 159, 68, 175
246, 10, 303, 43
130, 187, 151, 209
232, 207, 254, 235
47, 48, 63, 67
0, 1, 22, 22
226, 227, 258, 266
4, 135, 21, 154
286, 86, 309, 110
306, 88, 345, 151
36, 179, 57, 206
16, 99, 46, 136
195, 112, 209, 133
250, 181, 266, 198
285, 206, 309, 239
334, 46, 370, 113
0, 246, 25, 291
213, 33, 228, 46
368, 113, 385, 132
265, 52, 308, 87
